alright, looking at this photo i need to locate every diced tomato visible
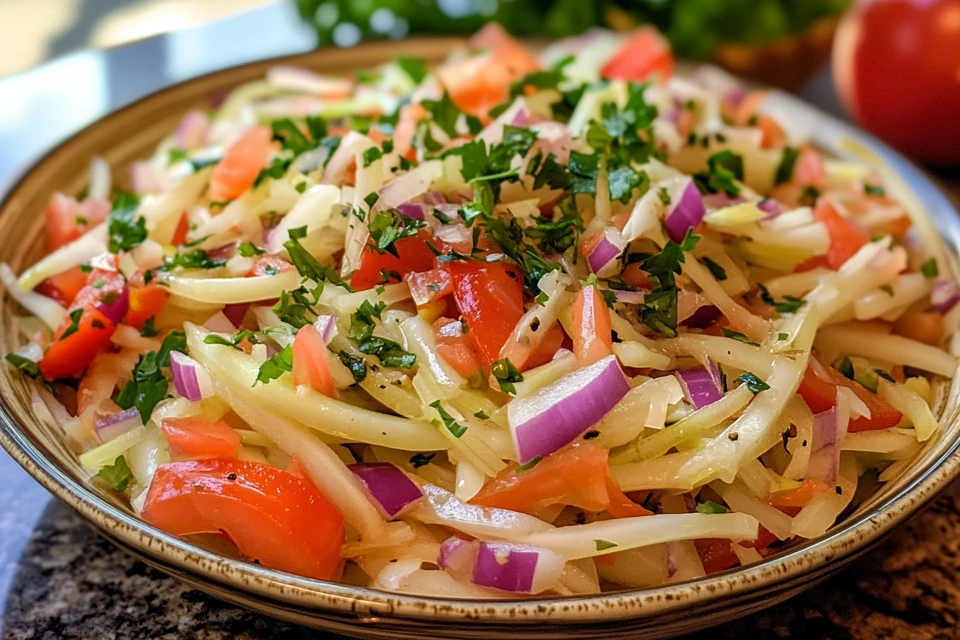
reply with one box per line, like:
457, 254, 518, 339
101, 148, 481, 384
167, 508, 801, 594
125, 280, 169, 329
393, 103, 426, 158
757, 115, 788, 148
438, 23, 540, 115
405, 268, 453, 308
767, 479, 831, 508
797, 359, 903, 432
39, 308, 117, 380
893, 310, 943, 346
171, 212, 190, 246
142, 459, 345, 580
160, 416, 241, 459
601, 27, 674, 84
814, 199, 870, 270
695, 527, 779, 575
292, 324, 335, 398
350, 231, 437, 291
794, 147, 825, 186
524, 323, 566, 371
444, 260, 524, 369
472, 442, 650, 517
208, 126, 273, 201
44, 193, 110, 252
35, 266, 88, 306
571, 286, 613, 366
246, 256, 295, 277
434, 318, 484, 379
621, 263, 651, 289
794, 255, 830, 273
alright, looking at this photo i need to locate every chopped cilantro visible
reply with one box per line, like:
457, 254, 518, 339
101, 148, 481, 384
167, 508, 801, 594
368, 210, 426, 257
864, 183, 886, 197
429, 401, 467, 438
98, 456, 134, 492
396, 56, 428, 84
474, 410, 489, 420
637, 230, 699, 337
164, 249, 227, 270
695, 500, 728, 514
255, 344, 293, 385
758, 284, 806, 314
516, 456, 543, 473
4, 354, 40, 379
774, 146, 799, 186
59, 308, 84, 341
409, 453, 435, 468
695, 151, 744, 197
737, 372, 770, 394
491, 358, 523, 394
139, 317, 160, 337
115, 351, 168, 421
238, 242, 265, 257
879, 284, 894, 296
834, 356, 856, 381
875, 368, 896, 383
283, 226, 353, 291
721, 327, 759, 346
594, 539, 618, 551
701, 256, 727, 281
107, 193, 147, 253
921, 258, 938, 279
338, 351, 367, 383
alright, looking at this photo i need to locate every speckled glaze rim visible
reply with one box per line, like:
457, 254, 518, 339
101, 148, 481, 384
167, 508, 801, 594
1, 38, 959, 630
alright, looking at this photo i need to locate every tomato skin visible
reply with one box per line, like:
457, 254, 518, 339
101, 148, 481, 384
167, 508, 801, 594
246, 256, 295, 277
125, 281, 169, 329
815, 199, 870, 270
767, 479, 830, 508
571, 286, 613, 366
44, 193, 110, 252
438, 23, 540, 115
350, 231, 436, 291
472, 442, 650, 517
601, 27, 673, 83
35, 266, 88, 307
161, 416, 241, 459
405, 268, 453, 307
434, 318, 484, 379
39, 308, 117, 380
292, 324, 336, 397
444, 260, 524, 369
209, 126, 273, 201
524, 323, 565, 371
833, 0, 960, 164
797, 360, 903, 432
142, 459, 345, 580
171, 212, 190, 246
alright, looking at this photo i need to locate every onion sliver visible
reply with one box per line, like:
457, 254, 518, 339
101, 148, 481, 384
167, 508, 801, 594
0, 263, 65, 331
95, 407, 142, 442
437, 537, 565, 594
586, 227, 625, 277
524, 512, 758, 560
162, 269, 302, 304
169, 351, 214, 402
932, 279, 960, 315
95, 283, 129, 323
508, 355, 629, 463
349, 462, 424, 519
664, 179, 706, 243
313, 314, 338, 345
674, 366, 721, 409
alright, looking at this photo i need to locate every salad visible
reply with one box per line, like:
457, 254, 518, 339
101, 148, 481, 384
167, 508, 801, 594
2, 24, 958, 598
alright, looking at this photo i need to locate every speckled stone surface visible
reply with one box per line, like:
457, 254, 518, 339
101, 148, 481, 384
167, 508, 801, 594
3, 443, 960, 640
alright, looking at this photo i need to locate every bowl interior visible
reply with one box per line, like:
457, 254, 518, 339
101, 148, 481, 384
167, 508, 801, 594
1, 38, 960, 632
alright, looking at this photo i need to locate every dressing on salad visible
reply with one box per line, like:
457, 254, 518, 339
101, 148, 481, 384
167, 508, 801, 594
3, 24, 958, 597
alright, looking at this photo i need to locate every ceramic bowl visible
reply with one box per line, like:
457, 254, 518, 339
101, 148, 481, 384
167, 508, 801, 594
1, 39, 959, 639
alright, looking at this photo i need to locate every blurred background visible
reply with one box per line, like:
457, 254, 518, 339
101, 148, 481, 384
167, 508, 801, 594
0, 0, 958, 173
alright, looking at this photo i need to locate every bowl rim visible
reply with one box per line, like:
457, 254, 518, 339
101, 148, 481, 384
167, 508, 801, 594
1, 37, 959, 626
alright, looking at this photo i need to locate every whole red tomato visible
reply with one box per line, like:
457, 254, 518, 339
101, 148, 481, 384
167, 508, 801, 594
833, 0, 960, 164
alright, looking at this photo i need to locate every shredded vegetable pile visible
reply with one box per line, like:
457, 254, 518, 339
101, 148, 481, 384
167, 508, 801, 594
3, 24, 959, 597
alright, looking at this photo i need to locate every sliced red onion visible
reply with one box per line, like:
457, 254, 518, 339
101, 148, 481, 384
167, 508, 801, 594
436, 537, 564, 594
169, 351, 214, 402
931, 279, 960, 314
612, 289, 646, 305
438, 537, 474, 573
681, 304, 721, 328
421, 191, 448, 206
322, 131, 368, 184
702, 193, 745, 209
349, 462, 424, 519
95, 285, 129, 323
375, 162, 443, 213
705, 357, 723, 395
674, 367, 722, 410
221, 303, 249, 328
586, 227, 626, 277
396, 202, 425, 220
758, 199, 782, 217
95, 407, 142, 442
473, 541, 563, 593
203, 311, 235, 333
175, 110, 209, 149
266, 65, 353, 96
664, 179, 706, 243
807, 407, 845, 484
207, 242, 237, 260
508, 355, 630, 463
510, 108, 529, 127
130, 161, 165, 194
435, 223, 471, 246
313, 314, 337, 345
665, 541, 679, 578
